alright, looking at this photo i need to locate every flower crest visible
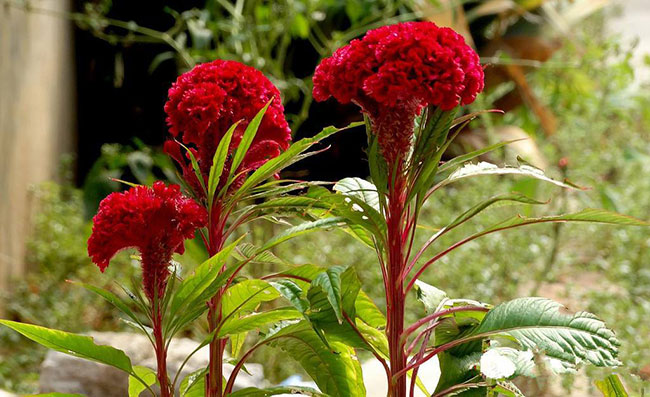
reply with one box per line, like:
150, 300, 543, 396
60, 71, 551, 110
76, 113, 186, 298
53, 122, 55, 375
313, 22, 484, 163
88, 181, 207, 299
164, 60, 292, 196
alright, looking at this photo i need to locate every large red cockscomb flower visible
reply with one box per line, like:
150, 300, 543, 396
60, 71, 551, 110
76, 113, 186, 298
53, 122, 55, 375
313, 22, 484, 163
88, 182, 207, 300
164, 60, 292, 196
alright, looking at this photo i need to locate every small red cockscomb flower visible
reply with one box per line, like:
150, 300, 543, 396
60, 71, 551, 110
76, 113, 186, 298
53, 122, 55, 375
164, 60, 292, 196
313, 22, 484, 163
88, 182, 207, 300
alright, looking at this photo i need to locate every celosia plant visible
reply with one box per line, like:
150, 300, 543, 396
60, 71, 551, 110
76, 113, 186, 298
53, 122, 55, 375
301, 21, 649, 397
88, 181, 206, 397
0, 58, 362, 396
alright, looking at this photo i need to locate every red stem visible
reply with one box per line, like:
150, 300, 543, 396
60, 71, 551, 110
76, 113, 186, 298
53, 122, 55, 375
206, 202, 228, 397
385, 164, 408, 397
152, 297, 171, 397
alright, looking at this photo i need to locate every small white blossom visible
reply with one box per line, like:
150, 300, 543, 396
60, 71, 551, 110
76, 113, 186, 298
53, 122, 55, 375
480, 349, 516, 379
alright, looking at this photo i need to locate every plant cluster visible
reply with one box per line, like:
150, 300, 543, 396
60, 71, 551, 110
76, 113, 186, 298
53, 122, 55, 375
2, 20, 648, 397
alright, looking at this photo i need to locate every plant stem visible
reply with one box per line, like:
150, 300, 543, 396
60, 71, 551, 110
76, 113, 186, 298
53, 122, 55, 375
153, 298, 171, 397
206, 203, 227, 397
386, 166, 408, 397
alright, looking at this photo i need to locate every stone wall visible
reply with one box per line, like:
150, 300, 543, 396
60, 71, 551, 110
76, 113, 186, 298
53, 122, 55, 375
0, 0, 75, 305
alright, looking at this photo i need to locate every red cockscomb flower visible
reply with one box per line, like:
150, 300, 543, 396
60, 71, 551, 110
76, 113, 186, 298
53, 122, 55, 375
164, 60, 292, 196
88, 182, 207, 300
313, 22, 484, 163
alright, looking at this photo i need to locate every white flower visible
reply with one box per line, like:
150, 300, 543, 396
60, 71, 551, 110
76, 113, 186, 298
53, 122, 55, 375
480, 349, 517, 379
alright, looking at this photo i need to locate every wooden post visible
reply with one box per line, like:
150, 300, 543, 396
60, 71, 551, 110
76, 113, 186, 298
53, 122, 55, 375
0, 0, 75, 310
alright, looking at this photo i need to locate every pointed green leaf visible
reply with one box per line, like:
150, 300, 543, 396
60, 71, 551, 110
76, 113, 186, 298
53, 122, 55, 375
260, 217, 346, 251
334, 177, 380, 211
446, 193, 547, 230
355, 291, 386, 329
0, 320, 133, 374
270, 279, 310, 313
128, 365, 157, 397
230, 100, 272, 178
414, 280, 448, 315
179, 367, 207, 397
437, 140, 523, 175
177, 141, 206, 194
441, 161, 580, 190
308, 266, 346, 323
208, 120, 240, 202
219, 307, 303, 336
471, 298, 621, 369
268, 322, 366, 397
222, 280, 280, 317
232, 122, 361, 202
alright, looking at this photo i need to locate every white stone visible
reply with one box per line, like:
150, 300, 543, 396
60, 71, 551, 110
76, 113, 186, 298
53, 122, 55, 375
361, 356, 440, 397
38, 332, 265, 396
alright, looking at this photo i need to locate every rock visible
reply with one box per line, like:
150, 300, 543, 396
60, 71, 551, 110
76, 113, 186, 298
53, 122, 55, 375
39, 332, 265, 396
0, 390, 18, 397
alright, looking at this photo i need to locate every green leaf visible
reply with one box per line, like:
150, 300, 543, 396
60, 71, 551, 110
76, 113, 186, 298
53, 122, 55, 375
441, 161, 580, 190
232, 122, 361, 203
595, 374, 629, 397
0, 320, 133, 374
471, 298, 621, 370
414, 280, 448, 315
366, 128, 388, 199
445, 193, 547, 230
270, 279, 310, 313
355, 291, 386, 329
334, 177, 380, 211
232, 243, 288, 266
177, 141, 207, 195
128, 365, 157, 397
230, 332, 247, 358
260, 217, 346, 252
179, 368, 207, 397
208, 120, 240, 202
229, 386, 328, 396
268, 322, 366, 397
230, 100, 272, 179
308, 266, 346, 323
222, 279, 280, 317
434, 352, 482, 394
219, 307, 303, 336
482, 346, 575, 378
413, 107, 457, 162
437, 140, 522, 175
168, 236, 245, 331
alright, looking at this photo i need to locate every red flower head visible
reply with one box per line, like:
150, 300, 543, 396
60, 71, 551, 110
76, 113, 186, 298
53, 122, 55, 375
88, 182, 207, 300
313, 22, 484, 163
164, 60, 292, 196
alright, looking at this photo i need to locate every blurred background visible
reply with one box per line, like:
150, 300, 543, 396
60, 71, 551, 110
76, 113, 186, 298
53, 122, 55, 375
1, 0, 649, 395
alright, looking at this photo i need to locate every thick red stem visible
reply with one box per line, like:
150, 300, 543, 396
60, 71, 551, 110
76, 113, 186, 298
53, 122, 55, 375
386, 165, 408, 397
153, 299, 171, 397
206, 203, 228, 397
